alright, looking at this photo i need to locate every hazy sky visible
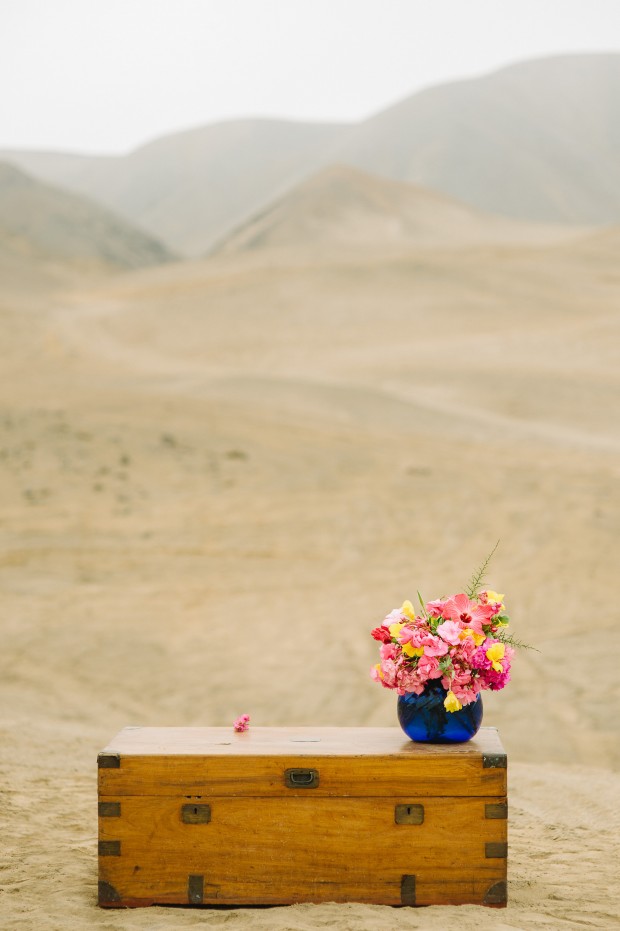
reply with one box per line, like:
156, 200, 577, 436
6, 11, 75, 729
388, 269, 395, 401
2, 0, 620, 154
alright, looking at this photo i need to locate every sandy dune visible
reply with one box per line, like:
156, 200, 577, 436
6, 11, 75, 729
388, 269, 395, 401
1, 227, 619, 928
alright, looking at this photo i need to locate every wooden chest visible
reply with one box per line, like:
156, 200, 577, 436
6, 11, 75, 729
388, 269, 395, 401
97, 726, 507, 908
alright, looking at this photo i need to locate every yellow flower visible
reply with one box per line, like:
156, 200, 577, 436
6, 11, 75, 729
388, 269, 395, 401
486, 590, 505, 608
400, 600, 416, 621
389, 622, 405, 638
444, 690, 462, 713
402, 642, 424, 658
460, 627, 486, 647
486, 642, 505, 672
374, 663, 384, 679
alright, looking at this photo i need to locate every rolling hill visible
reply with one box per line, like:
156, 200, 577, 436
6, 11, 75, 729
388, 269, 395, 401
1, 120, 348, 257
337, 52, 620, 226
0, 161, 174, 284
213, 163, 576, 257
2, 53, 619, 255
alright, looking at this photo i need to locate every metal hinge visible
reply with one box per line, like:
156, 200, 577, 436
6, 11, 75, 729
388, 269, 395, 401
98, 881, 121, 904
188, 875, 204, 904
485, 842, 508, 858
98, 801, 121, 817
485, 801, 508, 819
482, 753, 507, 769
484, 880, 507, 905
98, 840, 121, 856
98, 753, 121, 769
400, 874, 416, 905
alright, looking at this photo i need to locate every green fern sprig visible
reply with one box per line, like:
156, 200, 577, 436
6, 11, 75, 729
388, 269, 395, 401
496, 631, 539, 652
465, 540, 500, 598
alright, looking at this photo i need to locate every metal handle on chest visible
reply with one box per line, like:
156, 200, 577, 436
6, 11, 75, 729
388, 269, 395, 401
284, 768, 319, 788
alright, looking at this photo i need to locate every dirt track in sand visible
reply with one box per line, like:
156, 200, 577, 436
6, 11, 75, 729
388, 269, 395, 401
1, 236, 619, 928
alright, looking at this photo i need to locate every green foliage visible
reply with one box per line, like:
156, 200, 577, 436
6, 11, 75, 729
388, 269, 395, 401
496, 631, 539, 652
417, 591, 428, 617
465, 541, 500, 598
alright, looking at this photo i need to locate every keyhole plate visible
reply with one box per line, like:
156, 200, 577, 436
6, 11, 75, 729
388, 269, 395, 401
181, 803, 212, 824
395, 803, 424, 824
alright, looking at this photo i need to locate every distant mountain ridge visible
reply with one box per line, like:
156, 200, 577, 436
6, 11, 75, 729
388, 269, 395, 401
335, 53, 620, 225
0, 161, 174, 281
3, 120, 348, 257
2, 53, 620, 256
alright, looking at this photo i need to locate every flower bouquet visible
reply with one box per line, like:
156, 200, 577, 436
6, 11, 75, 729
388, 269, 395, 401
370, 553, 518, 742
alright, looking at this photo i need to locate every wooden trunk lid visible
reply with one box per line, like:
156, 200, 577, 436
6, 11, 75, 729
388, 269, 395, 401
98, 725, 506, 797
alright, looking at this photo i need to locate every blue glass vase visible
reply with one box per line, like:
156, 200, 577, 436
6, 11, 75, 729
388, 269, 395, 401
397, 682, 483, 743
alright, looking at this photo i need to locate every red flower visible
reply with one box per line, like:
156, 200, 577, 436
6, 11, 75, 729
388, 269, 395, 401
371, 626, 392, 643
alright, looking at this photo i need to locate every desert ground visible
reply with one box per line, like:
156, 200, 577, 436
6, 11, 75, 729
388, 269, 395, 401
1, 226, 620, 929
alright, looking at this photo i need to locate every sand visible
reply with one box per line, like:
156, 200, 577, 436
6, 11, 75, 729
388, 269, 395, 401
1, 234, 620, 929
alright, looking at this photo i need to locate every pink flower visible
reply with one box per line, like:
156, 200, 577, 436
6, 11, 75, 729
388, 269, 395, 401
418, 633, 449, 656
450, 681, 480, 706
370, 657, 400, 689
487, 668, 511, 690
397, 626, 416, 644
417, 654, 443, 680
453, 636, 477, 662
398, 625, 448, 656
379, 642, 398, 662
396, 666, 426, 695
383, 608, 406, 625
436, 620, 462, 645
440, 593, 495, 634
233, 714, 250, 732
426, 598, 447, 617
472, 642, 514, 691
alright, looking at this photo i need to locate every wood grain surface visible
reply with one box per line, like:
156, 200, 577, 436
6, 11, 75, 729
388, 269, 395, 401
100, 725, 505, 757
98, 726, 507, 907
98, 726, 507, 798
98, 794, 507, 907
